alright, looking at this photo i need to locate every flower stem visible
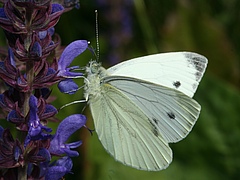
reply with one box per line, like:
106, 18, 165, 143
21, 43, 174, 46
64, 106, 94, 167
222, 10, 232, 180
23, 34, 34, 117
23, 60, 34, 116
18, 165, 28, 180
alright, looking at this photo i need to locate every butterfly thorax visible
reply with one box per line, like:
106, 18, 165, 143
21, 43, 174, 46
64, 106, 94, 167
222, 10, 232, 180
84, 61, 108, 101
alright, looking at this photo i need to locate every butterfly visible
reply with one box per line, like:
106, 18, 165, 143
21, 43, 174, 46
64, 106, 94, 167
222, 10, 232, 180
84, 52, 207, 171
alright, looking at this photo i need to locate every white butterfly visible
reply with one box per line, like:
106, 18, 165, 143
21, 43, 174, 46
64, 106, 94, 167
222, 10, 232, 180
84, 52, 207, 171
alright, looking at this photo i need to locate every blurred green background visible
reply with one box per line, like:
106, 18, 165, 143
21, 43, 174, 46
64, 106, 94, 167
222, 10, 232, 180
1, 0, 240, 179
55, 0, 240, 179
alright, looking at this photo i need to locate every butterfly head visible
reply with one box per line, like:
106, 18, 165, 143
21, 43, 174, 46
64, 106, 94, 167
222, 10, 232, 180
86, 60, 107, 78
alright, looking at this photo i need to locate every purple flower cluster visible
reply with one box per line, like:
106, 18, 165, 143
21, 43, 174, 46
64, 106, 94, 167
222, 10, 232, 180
0, 0, 88, 179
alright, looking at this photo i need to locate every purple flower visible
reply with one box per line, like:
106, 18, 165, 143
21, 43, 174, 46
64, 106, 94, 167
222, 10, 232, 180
0, 128, 24, 168
27, 147, 51, 178
49, 114, 86, 157
57, 40, 88, 94
45, 156, 73, 180
57, 40, 88, 77
39, 27, 55, 40
24, 95, 52, 146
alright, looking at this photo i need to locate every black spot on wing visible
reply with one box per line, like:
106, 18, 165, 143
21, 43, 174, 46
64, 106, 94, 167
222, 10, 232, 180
149, 119, 159, 137
173, 81, 181, 88
167, 112, 175, 120
153, 118, 158, 125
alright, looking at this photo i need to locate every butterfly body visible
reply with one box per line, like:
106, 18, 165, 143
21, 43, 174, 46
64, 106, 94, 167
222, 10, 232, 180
84, 52, 207, 171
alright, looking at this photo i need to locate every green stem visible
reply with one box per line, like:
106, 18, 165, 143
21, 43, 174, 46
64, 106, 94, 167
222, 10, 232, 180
23, 59, 34, 116
23, 33, 34, 116
19, 33, 34, 178
18, 165, 28, 180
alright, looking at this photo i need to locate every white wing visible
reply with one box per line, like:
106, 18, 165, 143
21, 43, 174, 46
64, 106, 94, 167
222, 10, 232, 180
103, 77, 201, 143
89, 83, 172, 171
107, 52, 208, 98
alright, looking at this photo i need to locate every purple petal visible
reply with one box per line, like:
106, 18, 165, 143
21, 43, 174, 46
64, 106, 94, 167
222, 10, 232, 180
48, 27, 55, 36
49, 114, 86, 156
45, 157, 72, 180
29, 122, 42, 136
37, 148, 51, 177
0, 126, 4, 139
64, 141, 82, 157
58, 40, 88, 71
58, 79, 79, 94
55, 156, 73, 171
51, 4, 64, 14
14, 146, 22, 161
31, 42, 42, 57
0, 94, 6, 108
39, 31, 47, 39
56, 114, 86, 143
39, 28, 55, 39
63, 149, 79, 157
45, 166, 67, 180
67, 141, 82, 149
8, 48, 16, 67
29, 95, 38, 121
29, 95, 38, 110
7, 110, 23, 122
0, 8, 7, 19
63, 67, 83, 77
42, 104, 58, 119
46, 68, 56, 76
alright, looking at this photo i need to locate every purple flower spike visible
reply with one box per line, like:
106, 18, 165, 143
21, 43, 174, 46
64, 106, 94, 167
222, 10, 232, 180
49, 114, 86, 157
57, 40, 88, 78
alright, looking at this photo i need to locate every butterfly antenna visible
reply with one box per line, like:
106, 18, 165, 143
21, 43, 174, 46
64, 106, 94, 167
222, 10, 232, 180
95, 10, 100, 61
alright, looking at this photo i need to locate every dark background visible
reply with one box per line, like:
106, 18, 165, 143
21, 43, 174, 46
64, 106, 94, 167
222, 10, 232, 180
1, 0, 240, 179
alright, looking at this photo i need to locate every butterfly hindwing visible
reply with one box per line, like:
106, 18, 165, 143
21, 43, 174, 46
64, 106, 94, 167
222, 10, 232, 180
103, 76, 201, 143
89, 82, 172, 171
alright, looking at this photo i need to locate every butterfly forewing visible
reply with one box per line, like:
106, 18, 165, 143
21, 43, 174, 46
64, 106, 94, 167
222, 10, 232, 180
89, 83, 172, 171
107, 52, 207, 98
